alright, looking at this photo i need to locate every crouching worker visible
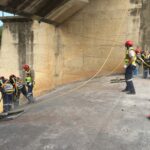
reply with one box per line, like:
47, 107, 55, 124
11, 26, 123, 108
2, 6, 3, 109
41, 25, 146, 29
123, 40, 137, 94
10, 74, 34, 106
25, 74, 35, 103
16, 77, 34, 104
0, 77, 14, 112
23, 64, 35, 103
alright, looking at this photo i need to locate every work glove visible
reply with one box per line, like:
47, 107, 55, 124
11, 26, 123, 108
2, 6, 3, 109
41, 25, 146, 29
124, 65, 127, 69
26, 82, 32, 86
28, 82, 32, 86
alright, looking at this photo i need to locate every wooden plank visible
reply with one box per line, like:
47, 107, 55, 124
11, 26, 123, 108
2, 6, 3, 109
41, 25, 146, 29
0, 111, 24, 121
7, 109, 24, 116
110, 78, 125, 83
0, 109, 24, 120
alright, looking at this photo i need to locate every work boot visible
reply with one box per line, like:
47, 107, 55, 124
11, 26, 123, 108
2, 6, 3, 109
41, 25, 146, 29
122, 86, 129, 92
14, 100, 19, 109
27, 96, 35, 104
127, 81, 136, 95
126, 91, 136, 95
122, 83, 129, 92
122, 89, 128, 92
3, 106, 8, 112
146, 114, 150, 119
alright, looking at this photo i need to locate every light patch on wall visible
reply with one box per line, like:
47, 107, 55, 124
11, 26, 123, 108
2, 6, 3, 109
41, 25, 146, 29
0, 11, 15, 26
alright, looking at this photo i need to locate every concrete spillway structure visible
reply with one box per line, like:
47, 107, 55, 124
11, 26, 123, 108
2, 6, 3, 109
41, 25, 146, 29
0, 0, 89, 25
0, 0, 143, 95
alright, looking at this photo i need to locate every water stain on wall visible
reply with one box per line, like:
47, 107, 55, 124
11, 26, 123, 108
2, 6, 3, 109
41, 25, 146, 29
140, 0, 150, 50
8, 20, 33, 76
130, 0, 142, 4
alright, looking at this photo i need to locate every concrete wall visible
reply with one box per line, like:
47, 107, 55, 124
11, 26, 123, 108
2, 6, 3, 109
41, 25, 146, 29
0, 21, 56, 95
59, 0, 141, 84
0, 0, 142, 95
30, 22, 56, 94
140, 0, 150, 50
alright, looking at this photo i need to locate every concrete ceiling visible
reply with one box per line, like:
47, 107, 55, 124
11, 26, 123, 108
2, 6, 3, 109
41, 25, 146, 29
0, 0, 89, 25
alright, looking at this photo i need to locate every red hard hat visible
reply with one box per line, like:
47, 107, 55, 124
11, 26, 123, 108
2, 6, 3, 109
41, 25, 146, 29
135, 48, 141, 54
22, 64, 30, 70
125, 40, 133, 47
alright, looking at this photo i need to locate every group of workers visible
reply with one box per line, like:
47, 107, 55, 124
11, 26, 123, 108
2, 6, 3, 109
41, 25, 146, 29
0, 64, 35, 112
123, 40, 150, 95
1, 41, 149, 111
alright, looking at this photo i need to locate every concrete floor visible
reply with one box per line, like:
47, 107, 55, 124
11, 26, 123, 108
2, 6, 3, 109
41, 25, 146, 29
0, 75, 150, 150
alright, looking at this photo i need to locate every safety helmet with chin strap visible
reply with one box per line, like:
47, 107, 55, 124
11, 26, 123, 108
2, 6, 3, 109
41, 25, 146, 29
22, 64, 30, 71
125, 40, 133, 47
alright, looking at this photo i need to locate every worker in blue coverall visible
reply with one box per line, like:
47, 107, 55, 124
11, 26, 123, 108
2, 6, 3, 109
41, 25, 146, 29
23, 64, 35, 103
122, 40, 137, 95
0, 77, 14, 112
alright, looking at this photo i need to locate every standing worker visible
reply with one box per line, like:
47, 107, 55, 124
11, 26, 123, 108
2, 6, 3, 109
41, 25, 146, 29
0, 76, 7, 112
0, 77, 14, 112
134, 47, 142, 76
22, 64, 35, 103
9, 75, 33, 107
122, 40, 137, 94
9, 74, 19, 108
141, 50, 150, 79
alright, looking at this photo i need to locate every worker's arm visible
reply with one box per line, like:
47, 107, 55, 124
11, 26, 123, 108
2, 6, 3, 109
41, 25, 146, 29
1, 80, 9, 88
128, 50, 135, 65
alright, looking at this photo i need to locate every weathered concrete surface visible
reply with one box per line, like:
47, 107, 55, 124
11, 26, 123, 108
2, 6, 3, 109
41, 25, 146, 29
31, 22, 56, 94
58, 0, 141, 84
0, 75, 150, 150
46, 0, 89, 24
140, 0, 150, 50
0, 20, 56, 95
0, 0, 142, 95
0, 0, 89, 25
